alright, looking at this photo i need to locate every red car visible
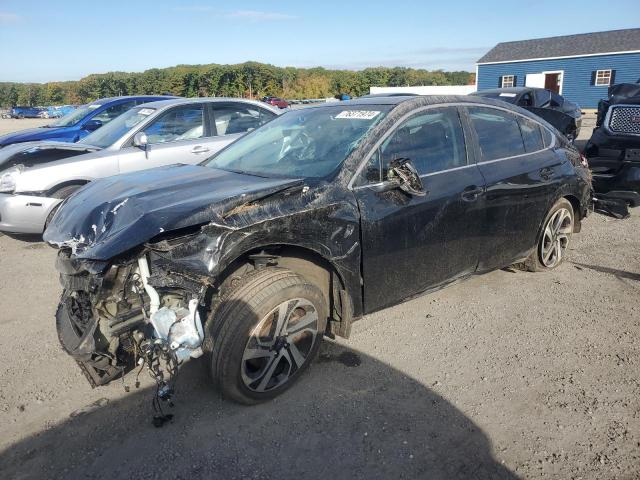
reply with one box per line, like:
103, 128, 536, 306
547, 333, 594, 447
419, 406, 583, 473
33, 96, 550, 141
263, 96, 289, 109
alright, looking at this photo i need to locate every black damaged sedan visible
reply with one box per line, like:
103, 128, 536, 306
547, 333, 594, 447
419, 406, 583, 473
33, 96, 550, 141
45, 95, 591, 405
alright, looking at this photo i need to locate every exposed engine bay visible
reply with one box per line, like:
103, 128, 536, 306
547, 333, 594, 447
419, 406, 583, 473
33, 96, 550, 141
56, 251, 208, 426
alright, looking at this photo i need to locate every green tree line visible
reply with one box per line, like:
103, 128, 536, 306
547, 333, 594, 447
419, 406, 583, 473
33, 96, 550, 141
0, 61, 473, 107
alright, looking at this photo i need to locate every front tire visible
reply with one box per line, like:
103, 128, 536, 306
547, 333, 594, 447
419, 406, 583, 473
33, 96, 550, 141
205, 267, 327, 405
520, 198, 574, 272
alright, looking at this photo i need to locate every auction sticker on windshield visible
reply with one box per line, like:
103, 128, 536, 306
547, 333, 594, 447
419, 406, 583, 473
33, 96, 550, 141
499, 93, 517, 98
138, 108, 155, 115
335, 110, 380, 120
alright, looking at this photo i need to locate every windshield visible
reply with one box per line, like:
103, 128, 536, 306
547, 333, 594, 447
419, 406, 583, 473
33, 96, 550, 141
47, 103, 102, 127
473, 91, 518, 104
204, 105, 391, 178
81, 106, 156, 148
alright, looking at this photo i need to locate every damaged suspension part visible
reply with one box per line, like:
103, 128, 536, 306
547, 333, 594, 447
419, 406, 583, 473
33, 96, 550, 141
134, 332, 179, 428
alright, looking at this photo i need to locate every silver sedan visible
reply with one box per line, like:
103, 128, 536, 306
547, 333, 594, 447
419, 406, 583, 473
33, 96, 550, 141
0, 98, 280, 233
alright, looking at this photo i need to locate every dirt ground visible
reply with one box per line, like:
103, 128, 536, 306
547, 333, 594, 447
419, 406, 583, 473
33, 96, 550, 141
0, 117, 50, 135
0, 115, 639, 479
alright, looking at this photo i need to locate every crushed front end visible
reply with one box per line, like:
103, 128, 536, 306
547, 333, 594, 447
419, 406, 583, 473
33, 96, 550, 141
55, 245, 209, 420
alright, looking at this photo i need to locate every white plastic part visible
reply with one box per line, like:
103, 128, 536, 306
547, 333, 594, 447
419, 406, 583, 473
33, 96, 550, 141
149, 299, 204, 362
137, 255, 160, 315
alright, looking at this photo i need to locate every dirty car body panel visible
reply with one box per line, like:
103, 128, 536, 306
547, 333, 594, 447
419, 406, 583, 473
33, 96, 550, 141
43, 95, 591, 399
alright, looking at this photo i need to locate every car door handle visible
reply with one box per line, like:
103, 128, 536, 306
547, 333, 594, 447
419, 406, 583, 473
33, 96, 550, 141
539, 167, 554, 180
191, 146, 210, 154
461, 185, 484, 202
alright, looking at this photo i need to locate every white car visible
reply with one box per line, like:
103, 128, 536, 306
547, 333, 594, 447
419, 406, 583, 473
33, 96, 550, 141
0, 98, 280, 233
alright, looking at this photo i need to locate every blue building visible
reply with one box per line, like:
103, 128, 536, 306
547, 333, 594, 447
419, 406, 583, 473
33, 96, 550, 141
476, 29, 640, 108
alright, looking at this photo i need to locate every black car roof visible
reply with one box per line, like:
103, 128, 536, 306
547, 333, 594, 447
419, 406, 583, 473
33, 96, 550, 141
474, 87, 535, 95
311, 95, 515, 108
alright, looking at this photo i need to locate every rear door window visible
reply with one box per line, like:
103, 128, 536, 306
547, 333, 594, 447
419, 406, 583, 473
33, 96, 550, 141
550, 93, 564, 108
379, 107, 467, 177
518, 92, 534, 107
213, 104, 275, 136
468, 107, 525, 161
534, 89, 551, 107
541, 128, 555, 148
518, 117, 544, 152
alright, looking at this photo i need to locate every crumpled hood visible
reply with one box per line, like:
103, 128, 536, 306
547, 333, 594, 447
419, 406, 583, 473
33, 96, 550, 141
0, 140, 98, 170
0, 126, 70, 146
43, 164, 302, 260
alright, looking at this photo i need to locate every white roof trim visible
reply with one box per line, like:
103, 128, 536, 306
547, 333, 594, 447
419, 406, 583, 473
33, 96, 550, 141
477, 49, 640, 65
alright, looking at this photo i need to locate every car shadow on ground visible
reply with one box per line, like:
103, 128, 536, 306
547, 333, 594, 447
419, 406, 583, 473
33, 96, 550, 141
1, 231, 43, 244
572, 262, 640, 282
0, 341, 518, 480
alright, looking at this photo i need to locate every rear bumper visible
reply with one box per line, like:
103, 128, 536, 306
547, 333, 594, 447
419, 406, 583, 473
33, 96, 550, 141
586, 127, 640, 203
595, 190, 640, 207
589, 157, 640, 204
0, 193, 61, 233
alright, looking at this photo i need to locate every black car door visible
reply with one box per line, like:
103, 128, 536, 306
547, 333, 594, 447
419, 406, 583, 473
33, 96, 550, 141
463, 106, 562, 271
352, 106, 487, 313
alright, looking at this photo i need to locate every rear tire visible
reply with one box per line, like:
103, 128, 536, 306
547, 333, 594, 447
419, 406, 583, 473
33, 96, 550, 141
205, 267, 327, 405
519, 198, 574, 272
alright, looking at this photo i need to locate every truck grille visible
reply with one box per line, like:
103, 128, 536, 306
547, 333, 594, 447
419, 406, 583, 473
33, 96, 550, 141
609, 106, 640, 135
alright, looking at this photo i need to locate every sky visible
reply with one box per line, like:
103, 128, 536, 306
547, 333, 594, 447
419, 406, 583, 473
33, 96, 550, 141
0, 0, 638, 83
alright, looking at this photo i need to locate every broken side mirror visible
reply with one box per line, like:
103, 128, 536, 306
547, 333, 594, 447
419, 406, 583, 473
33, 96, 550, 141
133, 132, 150, 158
387, 158, 427, 197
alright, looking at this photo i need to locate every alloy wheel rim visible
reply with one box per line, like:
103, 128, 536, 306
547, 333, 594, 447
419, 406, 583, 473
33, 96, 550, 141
539, 207, 573, 268
241, 298, 319, 392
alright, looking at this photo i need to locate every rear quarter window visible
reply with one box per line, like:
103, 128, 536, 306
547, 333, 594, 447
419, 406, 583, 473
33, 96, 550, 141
541, 127, 555, 148
518, 117, 544, 152
468, 107, 525, 161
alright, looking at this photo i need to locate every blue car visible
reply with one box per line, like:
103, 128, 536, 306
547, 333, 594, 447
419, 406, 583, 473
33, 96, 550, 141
10, 106, 46, 118
0, 95, 175, 148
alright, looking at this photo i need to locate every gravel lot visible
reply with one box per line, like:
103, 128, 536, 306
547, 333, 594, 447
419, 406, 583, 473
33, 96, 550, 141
0, 117, 50, 135
0, 115, 639, 479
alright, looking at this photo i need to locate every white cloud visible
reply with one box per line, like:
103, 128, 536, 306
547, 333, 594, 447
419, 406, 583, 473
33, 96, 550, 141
0, 12, 20, 24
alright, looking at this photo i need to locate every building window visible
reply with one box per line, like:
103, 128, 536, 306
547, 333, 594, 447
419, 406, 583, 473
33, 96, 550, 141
595, 70, 612, 86
501, 75, 515, 88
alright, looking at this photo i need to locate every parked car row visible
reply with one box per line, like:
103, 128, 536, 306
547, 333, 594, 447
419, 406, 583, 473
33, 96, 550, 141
0, 90, 631, 414
0, 96, 173, 147
0, 98, 280, 233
